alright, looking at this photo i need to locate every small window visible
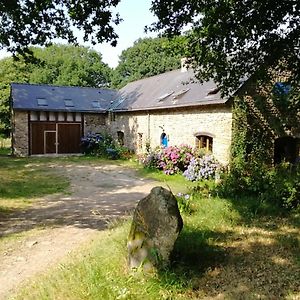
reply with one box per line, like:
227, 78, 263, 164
274, 137, 299, 164
109, 111, 116, 122
172, 89, 190, 99
138, 133, 143, 150
207, 87, 220, 95
64, 99, 74, 107
117, 131, 124, 146
92, 101, 101, 108
37, 98, 48, 106
157, 91, 174, 102
195, 135, 213, 152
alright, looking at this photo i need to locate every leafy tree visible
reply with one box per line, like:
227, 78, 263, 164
111, 36, 187, 88
149, 0, 300, 95
0, 44, 111, 136
0, 58, 31, 136
29, 45, 111, 87
0, 0, 121, 56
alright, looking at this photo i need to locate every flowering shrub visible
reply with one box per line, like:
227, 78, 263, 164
157, 145, 194, 175
81, 133, 107, 155
138, 151, 160, 169
183, 155, 220, 181
81, 132, 131, 159
139, 145, 193, 174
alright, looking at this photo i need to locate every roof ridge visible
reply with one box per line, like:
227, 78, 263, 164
11, 82, 116, 92
121, 68, 194, 87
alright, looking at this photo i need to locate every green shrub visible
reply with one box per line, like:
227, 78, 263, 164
218, 161, 300, 211
81, 132, 131, 159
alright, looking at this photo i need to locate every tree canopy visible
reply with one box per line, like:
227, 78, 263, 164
0, 0, 121, 56
149, 0, 300, 95
0, 44, 111, 136
111, 36, 187, 88
29, 44, 111, 87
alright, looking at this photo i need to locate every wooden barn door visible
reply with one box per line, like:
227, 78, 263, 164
31, 122, 81, 155
31, 123, 56, 155
44, 131, 57, 154
57, 123, 81, 154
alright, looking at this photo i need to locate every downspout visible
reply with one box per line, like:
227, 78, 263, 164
147, 111, 150, 139
147, 111, 150, 150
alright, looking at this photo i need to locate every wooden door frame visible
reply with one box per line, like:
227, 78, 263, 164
44, 130, 57, 154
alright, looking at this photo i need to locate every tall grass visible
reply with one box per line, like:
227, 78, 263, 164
13, 192, 240, 300
11, 163, 300, 300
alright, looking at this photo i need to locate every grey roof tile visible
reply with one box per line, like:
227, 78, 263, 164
11, 83, 118, 113
113, 68, 227, 111
11, 69, 229, 113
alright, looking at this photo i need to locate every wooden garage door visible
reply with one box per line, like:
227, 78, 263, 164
58, 123, 81, 154
30, 122, 81, 155
31, 123, 56, 155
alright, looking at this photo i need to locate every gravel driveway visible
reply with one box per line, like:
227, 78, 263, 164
0, 161, 159, 299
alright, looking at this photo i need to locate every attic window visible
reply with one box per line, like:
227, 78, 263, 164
157, 91, 174, 102
37, 98, 48, 106
64, 99, 74, 107
207, 87, 220, 95
172, 88, 190, 99
110, 97, 126, 110
92, 100, 101, 108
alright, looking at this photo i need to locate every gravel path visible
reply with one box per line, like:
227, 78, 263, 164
0, 162, 159, 299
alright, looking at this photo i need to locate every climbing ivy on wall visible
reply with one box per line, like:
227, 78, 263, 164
220, 66, 300, 211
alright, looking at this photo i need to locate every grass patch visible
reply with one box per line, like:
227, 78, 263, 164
14, 195, 300, 299
0, 157, 69, 211
136, 166, 199, 194
0, 137, 11, 156
9, 161, 300, 299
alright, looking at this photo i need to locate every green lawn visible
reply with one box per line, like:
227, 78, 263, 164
12, 163, 300, 300
0, 156, 69, 212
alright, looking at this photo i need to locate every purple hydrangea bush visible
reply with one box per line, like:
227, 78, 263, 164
139, 144, 221, 181
138, 151, 160, 169
183, 155, 220, 181
157, 145, 194, 175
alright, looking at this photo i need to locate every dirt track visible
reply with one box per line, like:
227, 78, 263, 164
0, 162, 159, 299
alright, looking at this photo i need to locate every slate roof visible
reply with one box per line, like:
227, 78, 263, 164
11, 69, 229, 113
112, 68, 227, 112
11, 83, 118, 113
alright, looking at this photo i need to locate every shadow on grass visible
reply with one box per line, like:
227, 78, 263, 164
157, 219, 300, 299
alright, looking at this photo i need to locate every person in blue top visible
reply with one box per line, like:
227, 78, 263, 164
161, 132, 168, 147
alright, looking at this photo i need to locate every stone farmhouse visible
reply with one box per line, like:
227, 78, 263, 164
10, 65, 299, 165
11, 67, 232, 164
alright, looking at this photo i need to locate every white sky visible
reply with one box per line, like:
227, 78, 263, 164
0, 0, 158, 68
96, 0, 158, 68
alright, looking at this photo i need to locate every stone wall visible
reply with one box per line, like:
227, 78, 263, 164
109, 105, 233, 165
12, 110, 29, 156
84, 113, 108, 135
12, 106, 233, 163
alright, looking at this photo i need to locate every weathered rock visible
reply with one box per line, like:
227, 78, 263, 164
127, 186, 183, 271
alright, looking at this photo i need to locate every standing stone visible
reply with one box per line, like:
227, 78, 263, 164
127, 186, 183, 272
